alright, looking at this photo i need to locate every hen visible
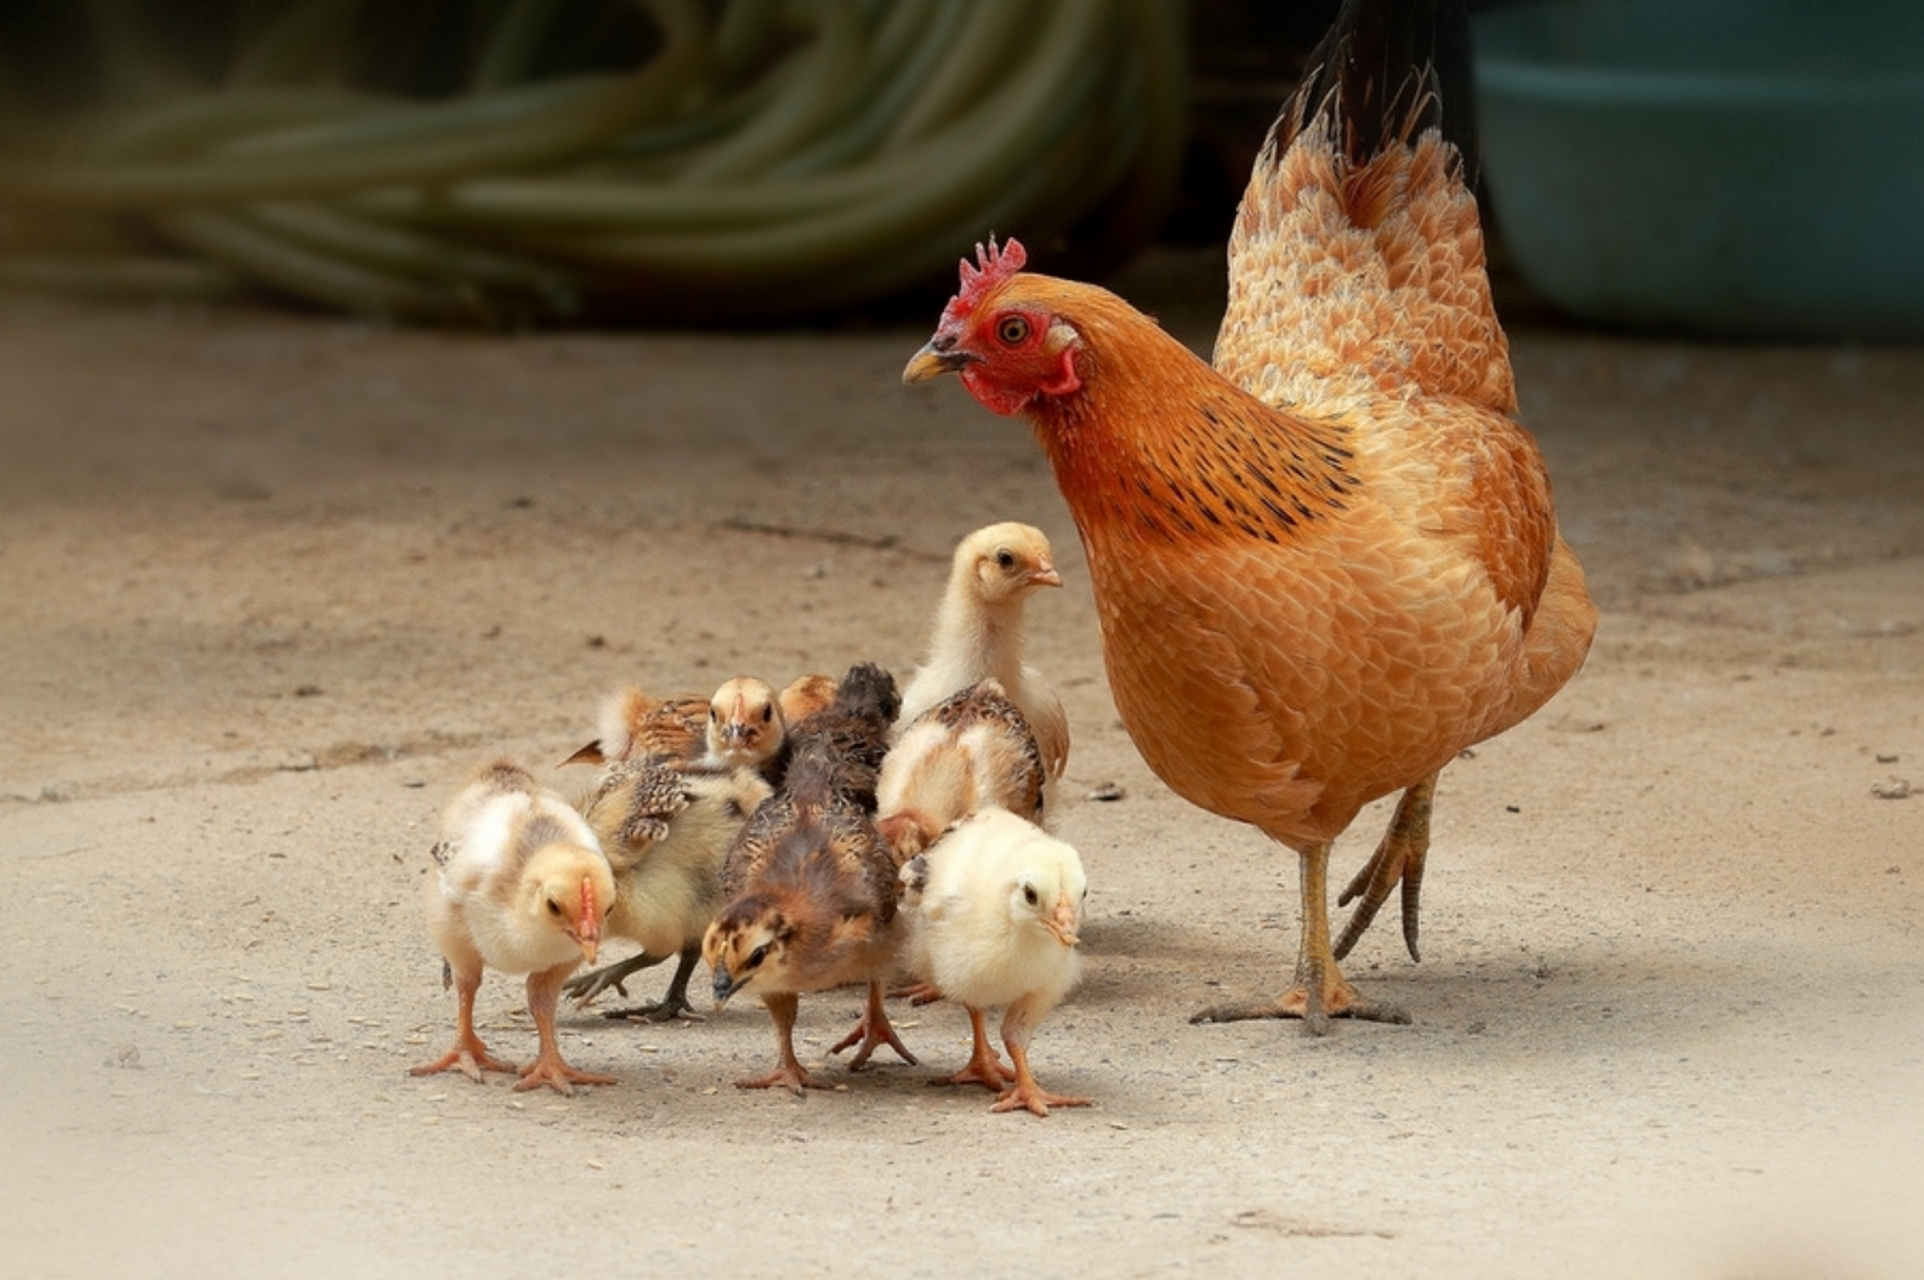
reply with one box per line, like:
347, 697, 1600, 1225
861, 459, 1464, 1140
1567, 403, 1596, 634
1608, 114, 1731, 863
903, 0, 1596, 1033
563, 756, 772, 1021
413, 760, 617, 1094
896, 522, 1070, 792
702, 663, 915, 1094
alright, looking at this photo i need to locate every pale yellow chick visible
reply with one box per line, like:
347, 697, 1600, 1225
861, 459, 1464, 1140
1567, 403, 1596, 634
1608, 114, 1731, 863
910, 806, 1089, 1116
897, 523, 1070, 791
565, 758, 772, 1021
413, 760, 616, 1096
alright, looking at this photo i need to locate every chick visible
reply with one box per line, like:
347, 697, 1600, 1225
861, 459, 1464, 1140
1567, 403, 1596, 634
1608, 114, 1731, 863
910, 806, 1090, 1116
703, 663, 914, 1095
564, 757, 773, 1022
897, 522, 1070, 791
777, 672, 840, 726
413, 760, 617, 1096
561, 684, 709, 768
876, 678, 1046, 862
705, 675, 790, 784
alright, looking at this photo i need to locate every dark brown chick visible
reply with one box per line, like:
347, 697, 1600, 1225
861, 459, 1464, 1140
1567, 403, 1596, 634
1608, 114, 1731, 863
701, 663, 913, 1095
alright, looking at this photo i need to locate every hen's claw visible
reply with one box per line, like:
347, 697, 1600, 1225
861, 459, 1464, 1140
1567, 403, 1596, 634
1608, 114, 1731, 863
1335, 776, 1434, 962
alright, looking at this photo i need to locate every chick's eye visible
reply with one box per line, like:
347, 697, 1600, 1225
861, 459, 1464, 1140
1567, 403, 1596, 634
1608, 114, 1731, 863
1022, 885, 1039, 906
546, 898, 562, 916
760, 706, 773, 722
995, 550, 1017, 570
996, 315, 1031, 345
746, 945, 768, 969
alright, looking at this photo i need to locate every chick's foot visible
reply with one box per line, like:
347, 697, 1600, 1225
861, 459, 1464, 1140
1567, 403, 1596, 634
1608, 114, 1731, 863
830, 980, 918, 1069
410, 1039, 516, 1083
514, 1050, 617, 1096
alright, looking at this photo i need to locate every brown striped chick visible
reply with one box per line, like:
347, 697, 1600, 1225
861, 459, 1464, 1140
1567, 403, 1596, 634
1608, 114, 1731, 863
703, 663, 913, 1095
564, 757, 772, 1022
560, 684, 709, 768
878, 678, 1048, 1048
897, 522, 1070, 794
413, 760, 616, 1096
911, 806, 1089, 1115
705, 675, 790, 784
876, 678, 1046, 862
776, 673, 840, 726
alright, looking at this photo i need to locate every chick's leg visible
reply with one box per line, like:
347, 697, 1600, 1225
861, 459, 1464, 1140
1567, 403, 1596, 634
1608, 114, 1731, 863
1334, 774, 1434, 962
514, 964, 617, 1096
737, 993, 832, 1095
564, 950, 665, 1007
942, 1005, 1010, 1091
584, 946, 705, 1023
1190, 842, 1411, 1035
411, 963, 516, 1081
830, 979, 919, 1070
991, 996, 1088, 1117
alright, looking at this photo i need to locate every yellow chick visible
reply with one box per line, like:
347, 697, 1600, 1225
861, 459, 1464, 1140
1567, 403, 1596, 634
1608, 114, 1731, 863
910, 806, 1089, 1116
413, 760, 617, 1096
565, 757, 772, 1021
897, 523, 1070, 791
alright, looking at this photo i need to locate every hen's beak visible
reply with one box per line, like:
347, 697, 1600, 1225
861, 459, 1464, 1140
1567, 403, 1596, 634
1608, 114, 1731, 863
1044, 897, 1080, 949
903, 336, 977, 385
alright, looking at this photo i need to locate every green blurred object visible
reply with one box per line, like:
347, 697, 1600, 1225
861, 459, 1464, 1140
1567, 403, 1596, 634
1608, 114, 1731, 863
0, 0, 1189, 325
1473, 0, 1924, 340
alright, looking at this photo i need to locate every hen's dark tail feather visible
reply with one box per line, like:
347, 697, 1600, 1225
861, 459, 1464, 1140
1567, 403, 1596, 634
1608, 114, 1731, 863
1283, 0, 1478, 182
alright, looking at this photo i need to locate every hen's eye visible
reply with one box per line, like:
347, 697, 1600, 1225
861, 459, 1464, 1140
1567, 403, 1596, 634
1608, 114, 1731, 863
996, 315, 1031, 345
1022, 885, 1039, 906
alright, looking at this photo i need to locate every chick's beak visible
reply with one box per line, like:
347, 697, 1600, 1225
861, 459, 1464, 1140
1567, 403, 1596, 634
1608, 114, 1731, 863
1044, 897, 1080, 949
711, 967, 741, 1007
1030, 557, 1063, 589
574, 878, 601, 964
902, 335, 977, 385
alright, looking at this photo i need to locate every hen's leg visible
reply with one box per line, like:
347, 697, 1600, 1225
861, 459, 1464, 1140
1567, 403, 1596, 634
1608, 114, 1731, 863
515, 964, 618, 1095
830, 979, 919, 1069
411, 964, 517, 1080
1335, 774, 1435, 962
1191, 842, 1411, 1034
991, 996, 1088, 1117
942, 1005, 1010, 1090
737, 993, 832, 1095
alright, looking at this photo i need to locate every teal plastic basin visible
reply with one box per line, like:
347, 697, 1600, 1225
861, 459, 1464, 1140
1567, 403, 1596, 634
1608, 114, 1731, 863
1472, 0, 1924, 340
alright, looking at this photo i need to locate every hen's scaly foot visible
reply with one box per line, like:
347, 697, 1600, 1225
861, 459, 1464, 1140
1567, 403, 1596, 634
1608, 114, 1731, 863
1334, 776, 1434, 962
1189, 984, 1411, 1035
514, 1051, 616, 1096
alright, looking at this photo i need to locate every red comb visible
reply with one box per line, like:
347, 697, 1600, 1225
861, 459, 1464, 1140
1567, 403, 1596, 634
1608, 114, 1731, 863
946, 235, 1027, 320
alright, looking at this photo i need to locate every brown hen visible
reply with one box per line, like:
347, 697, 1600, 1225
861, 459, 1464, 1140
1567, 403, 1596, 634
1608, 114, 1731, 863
903, 0, 1596, 1032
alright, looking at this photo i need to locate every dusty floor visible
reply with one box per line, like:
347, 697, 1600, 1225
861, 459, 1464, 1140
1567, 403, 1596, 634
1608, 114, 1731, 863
3, 254, 1922, 1279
